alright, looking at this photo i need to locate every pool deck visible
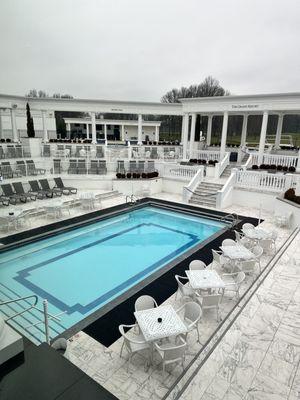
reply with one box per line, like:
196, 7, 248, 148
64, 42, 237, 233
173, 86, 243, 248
0, 191, 299, 400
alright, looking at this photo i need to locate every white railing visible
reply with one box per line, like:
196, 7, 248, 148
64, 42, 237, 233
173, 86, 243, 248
131, 145, 183, 161
216, 169, 237, 209
182, 166, 204, 202
215, 152, 230, 178
157, 162, 199, 181
43, 144, 106, 159
187, 150, 220, 161
242, 153, 253, 170
251, 152, 298, 167
235, 170, 297, 192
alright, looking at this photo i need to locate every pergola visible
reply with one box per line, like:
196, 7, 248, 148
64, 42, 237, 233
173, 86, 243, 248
180, 92, 300, 162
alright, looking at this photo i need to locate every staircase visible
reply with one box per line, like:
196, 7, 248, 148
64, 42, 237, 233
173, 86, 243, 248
241, 152, 249, 164
0, 283, 67, 344
221, 164, 232, 178
189, 182, 223, 208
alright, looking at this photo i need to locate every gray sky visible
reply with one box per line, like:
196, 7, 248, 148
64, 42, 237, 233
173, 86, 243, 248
0, 0, 299, 101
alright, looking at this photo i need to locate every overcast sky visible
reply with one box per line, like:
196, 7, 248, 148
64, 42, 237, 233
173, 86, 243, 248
0, 0, 299, 101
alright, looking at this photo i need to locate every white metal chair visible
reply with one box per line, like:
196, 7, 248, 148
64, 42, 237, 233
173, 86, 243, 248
189, 260, 206, 270
197, 293, 222, 321
222, 271, 246, 299
211, 249, 233, 271
119, 323, 149, 368
259, 238, 275, 255
176, 301, 202, 343
175, 275, 195, 302
234, 230, 252, 248
238, 259, 257, 279
134, 295, 158, 312
242, 223, 255, 230
221, 238, 236, 247
251, 245, 264, 271
154, 336, 187, 373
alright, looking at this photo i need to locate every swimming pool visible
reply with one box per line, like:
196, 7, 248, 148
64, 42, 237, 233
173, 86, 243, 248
0, 205, 226, 343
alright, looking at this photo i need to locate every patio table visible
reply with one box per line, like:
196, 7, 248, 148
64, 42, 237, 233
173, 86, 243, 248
242, 227, 272, 241
220, 244, 254, 261
186, 270, 225, 291
134, 304, 187, 342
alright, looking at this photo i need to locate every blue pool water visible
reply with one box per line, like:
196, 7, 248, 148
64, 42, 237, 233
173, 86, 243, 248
0, 206, 225, 343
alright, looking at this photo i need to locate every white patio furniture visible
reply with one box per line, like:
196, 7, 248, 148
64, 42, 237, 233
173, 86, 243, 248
243, 227, 272, 242
189, 260, 206, 270
211, 249, 232, 270
44, 200, 64, 219
186, 270, 225, 293
119, 323, 149, 369
79, 192, 96, 210
221, 238, 236, 247
175, 275, 196, 302
196, 293, 223, 322
154, 336, 187, 373
222, 271, 246, 299
274, 211, 292, 228
220, 244, 254, 262
258, 238, 275, 255
176, 301, 202, 343
238, 259, 258, 279
135, 295, 158, 312
134, 304, 187, 343
242, 223, 255, 230
234, 230, 252, 248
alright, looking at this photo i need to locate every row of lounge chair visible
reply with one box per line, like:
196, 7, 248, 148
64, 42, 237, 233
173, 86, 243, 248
43, 144, 104, 158
0, 160, 45, 179
0, 178, 77, 206
117, 160, 156, 174
0, 145, 30, 159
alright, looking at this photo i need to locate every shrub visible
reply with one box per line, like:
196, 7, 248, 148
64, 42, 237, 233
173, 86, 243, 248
132, 172, 137, 179
259, 164, 266, 169
142, 172, 147, 179
277, 165, 283, 171
252, 165, 259, 170
121, 173, 126, 179
208, 160, 214, 165
116, 173, 122, 179
270, 164, 277, 170
213, 160, 218, 165
126, 172, 132, 179
282, 166, 288, 172
136, 172, 140, 179
284, 188, 295, 201
288, 166, 296, 172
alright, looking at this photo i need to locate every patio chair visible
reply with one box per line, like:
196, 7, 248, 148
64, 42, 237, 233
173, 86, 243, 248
77, 159, 87, 174
1, 184, 27, 204
242, 223, 255, 231
26, 160, 46, 175
234, 230, 252, 248
197, 293, 222, 321
119, 323, 149, 368
1, 162, 19, 179
150, 148, 158, 159
96, 146, 104, 158
68, 159, 78, 174
6, 145, 16, 158
0, 146, 5, 159
16, 160, 27, 176
89, 160, 99, 174
251, 245, 264, 270
147, 160, 155, 172
189, 260, 206, 270
54, 177, 77, 195
28, 180, 53, 198
117, 160, 125, 174
129, 160, 137, 173
212, 249, 231, 270
154, 336, 187, 373
134, 295, 158, 312
137, 160, 145, 173
222, 271, 246, 299
238, 259, 257, 280
175, 275, 195, 302
176, 302, 202, 343
221, 238, 236, 247
43, 144, 51, 157
12, 182, 37, 201
53, 159, 61, 174
98, 160, 107, 175
259, 239, 274, 255
39, 179, 62, 196
15, 145, 23, 158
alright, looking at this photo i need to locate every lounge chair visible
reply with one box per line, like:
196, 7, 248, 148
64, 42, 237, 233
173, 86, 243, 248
53, 177, 77, 195
53, 159, 61, 174
116, 160, 125, 174
98, 160, 107, 175
77, 159, 87, 174
68, 159, 77, 174
39, 179, 62, 196
0, 146, 5, 159
15, 145, 23, 158
89, 160, 99, 174
1, 184, 27, 204
28, 180, 53, 198
6, 145, 16, 158
0, 195, 10, 206
26, 160, 46, 175
129, 161, 137, 173
1, 161, 21, 179
12, 182, 37, 201
16, 160, 27, 176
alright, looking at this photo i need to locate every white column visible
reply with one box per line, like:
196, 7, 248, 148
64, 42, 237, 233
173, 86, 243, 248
182, 113, 189, 159
104, 124, 107, 141
240, 114, 248, 147
121, 125, 125, 141
275, 113, 283, 149
189, 113, 196, 157
220, 111, 229, 158
155, 125, 159, 142
66, 123, 71, 139
137, 114, 142, 145
206, 115, 213, 146
297, 148, 300, 173
0, 110, 3, 140
42, 110, 48, 142
91, 112, 96, 144
258, 111, 269, 165
10, 108, 18, 142
86, 123, 90, 139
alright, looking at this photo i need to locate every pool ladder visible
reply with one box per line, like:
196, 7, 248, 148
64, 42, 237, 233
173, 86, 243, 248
126, 194, 139, 205
220, 213, 239, 228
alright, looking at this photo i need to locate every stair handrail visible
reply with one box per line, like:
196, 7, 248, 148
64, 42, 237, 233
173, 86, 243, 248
182, 167, 204, 202
0, 295, 38, 322
215, 169, 237, 209
183, 186, 219, 198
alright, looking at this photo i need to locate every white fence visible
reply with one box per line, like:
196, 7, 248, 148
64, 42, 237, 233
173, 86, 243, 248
251, 152, 298, 168
235, 170, 297, 192
215, 152, 230, 178
157, 162, 199, 181
187, 150, 220, 161
131, 145, 183, 161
